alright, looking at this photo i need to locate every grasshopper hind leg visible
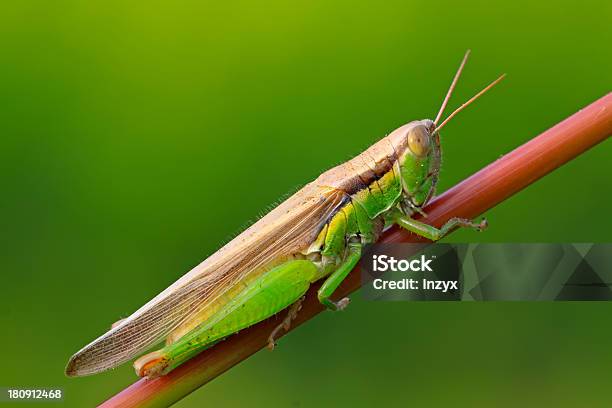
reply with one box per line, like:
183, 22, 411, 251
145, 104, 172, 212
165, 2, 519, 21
134, 259, 319, 378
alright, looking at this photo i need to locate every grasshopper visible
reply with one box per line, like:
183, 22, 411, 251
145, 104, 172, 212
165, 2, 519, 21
66, 50, 504, 378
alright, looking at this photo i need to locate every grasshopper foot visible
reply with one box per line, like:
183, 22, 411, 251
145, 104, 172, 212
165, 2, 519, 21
452, 217, 488, 233
476, 217, 488, 232
321, 296, 351, 311
335, 297, 350, 311
267, 296, 305, 351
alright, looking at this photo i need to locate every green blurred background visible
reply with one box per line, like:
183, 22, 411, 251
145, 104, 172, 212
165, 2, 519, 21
1, 1, 610, 406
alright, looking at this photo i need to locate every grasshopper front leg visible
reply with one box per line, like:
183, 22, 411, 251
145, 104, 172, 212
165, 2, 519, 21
394, 211, 487, 241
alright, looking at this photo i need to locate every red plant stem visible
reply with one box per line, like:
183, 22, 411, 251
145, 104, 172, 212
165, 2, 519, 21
99, 93, 611, 408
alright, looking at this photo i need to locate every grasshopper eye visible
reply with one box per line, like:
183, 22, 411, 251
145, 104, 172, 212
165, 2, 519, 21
407, 128, 431, 157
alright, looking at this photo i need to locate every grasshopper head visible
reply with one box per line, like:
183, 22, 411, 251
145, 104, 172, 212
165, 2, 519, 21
397, 120, 441, 211
393, 51, 505, 214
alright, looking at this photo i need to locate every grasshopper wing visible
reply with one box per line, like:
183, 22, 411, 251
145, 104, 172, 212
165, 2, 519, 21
66, 183, 347, 376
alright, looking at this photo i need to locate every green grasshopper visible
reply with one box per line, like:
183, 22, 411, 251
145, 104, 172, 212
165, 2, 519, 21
66, 50, 503, 378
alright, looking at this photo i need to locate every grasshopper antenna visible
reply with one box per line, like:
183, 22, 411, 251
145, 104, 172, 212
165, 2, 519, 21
434, 49, 471, 126
434, 73, 506, 134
